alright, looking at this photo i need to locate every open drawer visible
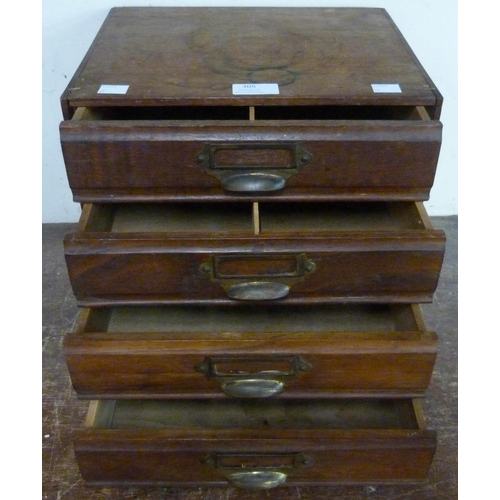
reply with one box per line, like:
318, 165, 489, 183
64, 201, 445, 306
65, 304, 437, 399
75, 398, 436, 488
60, 104, 441, 203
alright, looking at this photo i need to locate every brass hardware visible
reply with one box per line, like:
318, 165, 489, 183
226, 281, 290, 300
222, 172, 286, 192
195, 355, 311, 398
202, 452, 312, 490
199, 254, 316, 301
221, 379, 285, 398
196, 143, 312, 192
226, 471, 287, 489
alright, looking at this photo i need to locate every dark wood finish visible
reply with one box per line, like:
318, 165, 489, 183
60, 108, 442, 203
56, 7, 446, 489
43, 217, 458, 499
64, 202, 445, 306
60, 8, 441, 113
64, 304, 437, 399
74, 399, 436, 487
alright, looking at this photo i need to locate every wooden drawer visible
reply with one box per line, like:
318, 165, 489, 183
64, 201, 445, 306
75, 398, 436, 488
65, 304, 437, 399
60, 105, 441, 203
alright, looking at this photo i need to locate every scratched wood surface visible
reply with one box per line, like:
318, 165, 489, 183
62, 7, 439, 108
42, 217, 457, 500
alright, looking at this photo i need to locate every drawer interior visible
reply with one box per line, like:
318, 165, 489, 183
74, 105, 430, 121
258, 202, 427, 233
89, 398, 421, 431
83, 202, 430, 234
81, 304, 421, 335
110, 203, 252, 233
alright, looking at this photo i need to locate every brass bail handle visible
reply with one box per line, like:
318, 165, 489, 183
202, 453, 312, 490
195, 355, 311, 398
195, 142, 312, 192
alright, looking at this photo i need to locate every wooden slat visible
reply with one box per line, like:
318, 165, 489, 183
412, 398, 427, 430
252, 202, 260, 235
71, 107, 88, 121
84, 401, 100, 427
415, 202, 435, 230
412, 305, 428, 332
416, 105, 431, 121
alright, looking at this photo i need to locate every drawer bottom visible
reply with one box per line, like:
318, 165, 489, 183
75, 398, 436, 489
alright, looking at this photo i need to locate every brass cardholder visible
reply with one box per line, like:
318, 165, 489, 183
196, 142, 312, 192
195, 355, 312, 398
199, 253, 316, 300
202, 452, 313, 490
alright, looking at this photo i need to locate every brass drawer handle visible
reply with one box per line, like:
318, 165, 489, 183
195, 355, 311, 398
202, 453, 312, 490
199, 254, 316, 301
220, 379, 284, 398
226, 471, 287, 490
196, 143, 312, 192
221, 172, 286, 192
226, 281, 290, 300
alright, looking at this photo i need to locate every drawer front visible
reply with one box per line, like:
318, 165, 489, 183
65, 305, 437, 399
75, 399, 436, 488
64, 203, 445, 306
60, 111, 442, 202
65, 242, 445, 306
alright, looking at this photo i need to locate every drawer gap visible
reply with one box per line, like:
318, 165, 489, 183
73, 106, 250, 121
253, 105, 429, 121
84, 304, 416, 334
259, 202, 425, 233
90, 399, 420, 431
84, 202, 430, 234
392, 305, 425, 331
85, 400, 116, 428
71, 105, 430, 122
108, 203, 256, 234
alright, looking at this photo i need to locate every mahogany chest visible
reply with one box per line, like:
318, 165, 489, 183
60, 7, 445, 489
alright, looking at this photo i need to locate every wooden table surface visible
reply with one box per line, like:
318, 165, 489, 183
42, 216, 457, 500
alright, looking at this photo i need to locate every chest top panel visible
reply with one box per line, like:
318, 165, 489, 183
62, 7, 439, 108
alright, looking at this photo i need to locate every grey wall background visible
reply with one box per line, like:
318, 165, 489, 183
42, 0, 457, 222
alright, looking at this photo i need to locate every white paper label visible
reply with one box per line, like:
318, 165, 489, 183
232, 83, 280, 95
371, 83, 402, 94
97, 84, 130, 95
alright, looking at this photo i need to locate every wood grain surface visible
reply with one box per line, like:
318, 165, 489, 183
61, 8, 441, 110
60, 111, 442, 203
43, 216, 457, 499
63, 202, 446, 306
64, 304, 437, 399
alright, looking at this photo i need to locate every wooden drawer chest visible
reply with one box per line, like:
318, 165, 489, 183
65, 304, 437, 399
59, 7, 445, 489
76, 399, 436, 488
64, 201, 444, 306
60, 105, 442, 202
